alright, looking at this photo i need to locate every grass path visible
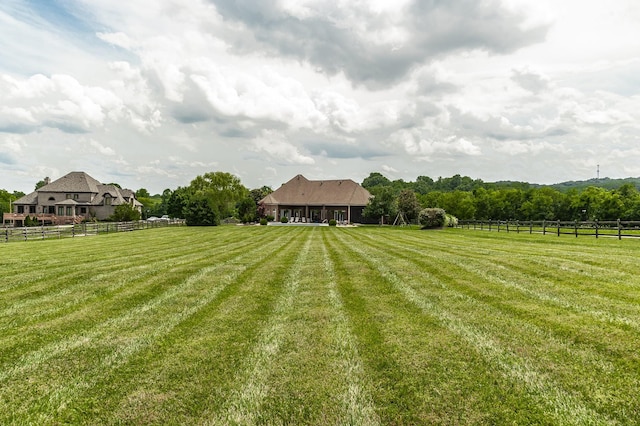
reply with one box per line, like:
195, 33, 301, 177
1, 226, 640, 424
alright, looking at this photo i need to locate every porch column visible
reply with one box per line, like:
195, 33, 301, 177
347, 205, 351, 223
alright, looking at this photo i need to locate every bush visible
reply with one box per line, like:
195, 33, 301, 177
419, 208, 446, 229
266, 215, 275, 222
280, 216, 289, 223
110, 203, 142, 222
260, 218, 268, 226
328, 219, 337, 226
445, 214, 459, 227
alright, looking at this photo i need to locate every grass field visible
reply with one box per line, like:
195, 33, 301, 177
2, 226, 640, 425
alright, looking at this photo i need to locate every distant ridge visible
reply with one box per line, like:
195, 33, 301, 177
549, 177, 640, 192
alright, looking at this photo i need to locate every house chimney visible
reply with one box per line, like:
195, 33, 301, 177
44, 177, 51, 185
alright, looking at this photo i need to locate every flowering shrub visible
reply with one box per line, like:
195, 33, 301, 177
445, 214, 459, 227
419, 208, 446, 229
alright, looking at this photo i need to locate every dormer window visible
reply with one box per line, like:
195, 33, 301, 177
104, 195, 112, 205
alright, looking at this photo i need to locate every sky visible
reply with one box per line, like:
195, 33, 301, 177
1, 0, 640, 194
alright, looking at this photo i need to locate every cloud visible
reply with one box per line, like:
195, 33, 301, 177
89, 139, 116, 156
391, 128, 482, 159
250, 130, 314, 165
511, 68, 549, 93
210, 0, 548, 86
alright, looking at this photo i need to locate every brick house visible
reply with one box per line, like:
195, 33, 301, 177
259, 174, 372, 223
3, 171, 143, 226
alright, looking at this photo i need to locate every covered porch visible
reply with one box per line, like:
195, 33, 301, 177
270, 204, 359, 224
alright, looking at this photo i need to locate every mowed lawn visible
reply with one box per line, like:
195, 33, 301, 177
1, 226, 640, 425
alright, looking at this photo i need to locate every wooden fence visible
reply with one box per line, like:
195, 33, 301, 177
1, 219, 185, 243
457, 219, 640, 240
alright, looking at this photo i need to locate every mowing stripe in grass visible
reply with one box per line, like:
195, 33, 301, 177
0, 227, 276, 330
320, 232, 380, 426
105, 231, 304, 424
0, 228, 297, 386
342, 229, 640, 422
361, 230, 640, 332
0, 229, 306, 422
332, 229, 616, 425
217, 229, 314, 425
0, 230, 280, 368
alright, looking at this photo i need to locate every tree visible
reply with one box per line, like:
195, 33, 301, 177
250, 186, 273, 204
362, 172, 391, 190
188, 172, 248, 219
135, 188, 151, 199
519, 188, 559, 220
397, 189, 421, 222
363, 186, 397, 224
237, 197, 257, 223
167, 187, 190, 218
35, 178, 49, 190
110, 203, 141, 222
439, 191, 476, 220
414, 176, 434, 195
184, 194, 219, 226
135, 188, 154, 218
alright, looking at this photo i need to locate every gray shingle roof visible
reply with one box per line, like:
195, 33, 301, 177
39, 171, 102, 193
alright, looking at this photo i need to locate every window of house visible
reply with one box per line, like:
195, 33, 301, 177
73, 194, 79, 200
17, 206, 24, 214
66, 194, 72, 199
66, 207, 72, 216
29, 206, 36, 214
105, 195, 112, 205
80, 207, 87, 214
57, 206, 64, 216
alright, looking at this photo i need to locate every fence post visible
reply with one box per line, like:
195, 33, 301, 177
542, 220, 546, 235
5, 228, 8, 243
557, 220, 560, 237
574, 220, 578, 237
595, 219, 599, 238
618, 219, 622, 240
530, 221, 533, 234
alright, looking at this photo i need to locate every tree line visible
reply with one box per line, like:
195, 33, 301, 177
362, 172, 640, 222
4, 171, 640, 226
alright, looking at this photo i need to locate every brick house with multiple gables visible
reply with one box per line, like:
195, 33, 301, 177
3, 171, 143, 226
259, 174, 373, 223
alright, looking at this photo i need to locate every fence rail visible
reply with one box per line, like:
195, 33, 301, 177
457, 219, 640, 239
1, 219, 185, 243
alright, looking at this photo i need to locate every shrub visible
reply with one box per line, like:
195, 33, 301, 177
266, 215, 275, 221
280, 216, 289, 223
419, 208, 446, 229
260, 218, 268, 226
328, 219, 337, 226
445, 214, 459, 227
